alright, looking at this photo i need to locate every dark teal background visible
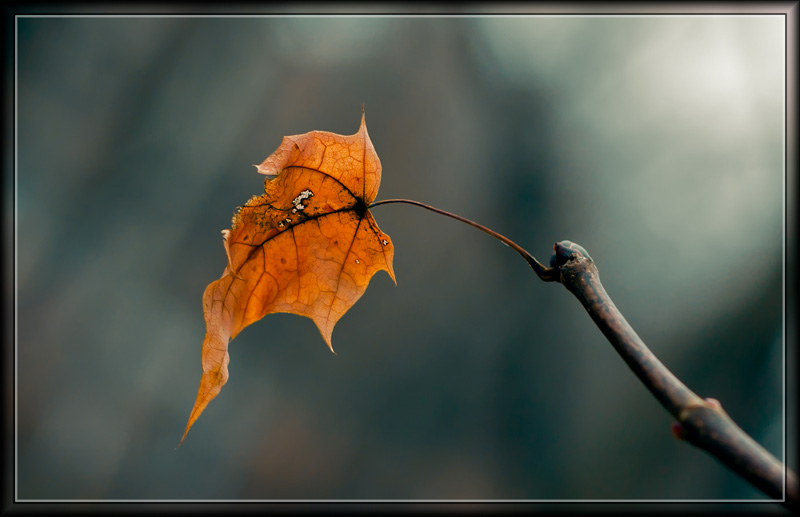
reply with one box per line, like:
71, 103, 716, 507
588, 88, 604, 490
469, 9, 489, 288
15, 14, 789, 502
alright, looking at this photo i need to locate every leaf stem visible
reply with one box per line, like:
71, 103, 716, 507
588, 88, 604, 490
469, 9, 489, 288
371, 199, 794, 505
369, 198, 558, 281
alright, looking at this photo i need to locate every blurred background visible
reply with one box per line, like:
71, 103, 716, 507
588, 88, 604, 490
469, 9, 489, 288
15, 12, 790, 503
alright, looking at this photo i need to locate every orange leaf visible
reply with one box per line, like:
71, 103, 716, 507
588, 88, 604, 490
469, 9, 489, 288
180, 111, 395, 445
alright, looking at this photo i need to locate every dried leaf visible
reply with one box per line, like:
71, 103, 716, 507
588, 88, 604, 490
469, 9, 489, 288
180, 111, 395, 444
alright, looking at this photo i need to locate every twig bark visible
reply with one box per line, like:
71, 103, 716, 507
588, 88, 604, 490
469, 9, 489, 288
370, 200, 795, 507
551, 240, 796, 509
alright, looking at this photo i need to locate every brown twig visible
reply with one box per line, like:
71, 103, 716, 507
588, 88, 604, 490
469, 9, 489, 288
371, 200, 796, 507
551, 240, 797, 509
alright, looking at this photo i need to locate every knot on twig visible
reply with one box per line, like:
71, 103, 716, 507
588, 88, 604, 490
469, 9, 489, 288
678, 397, 725, 422
550, 240, 593, 268
673, 397, 729, 445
